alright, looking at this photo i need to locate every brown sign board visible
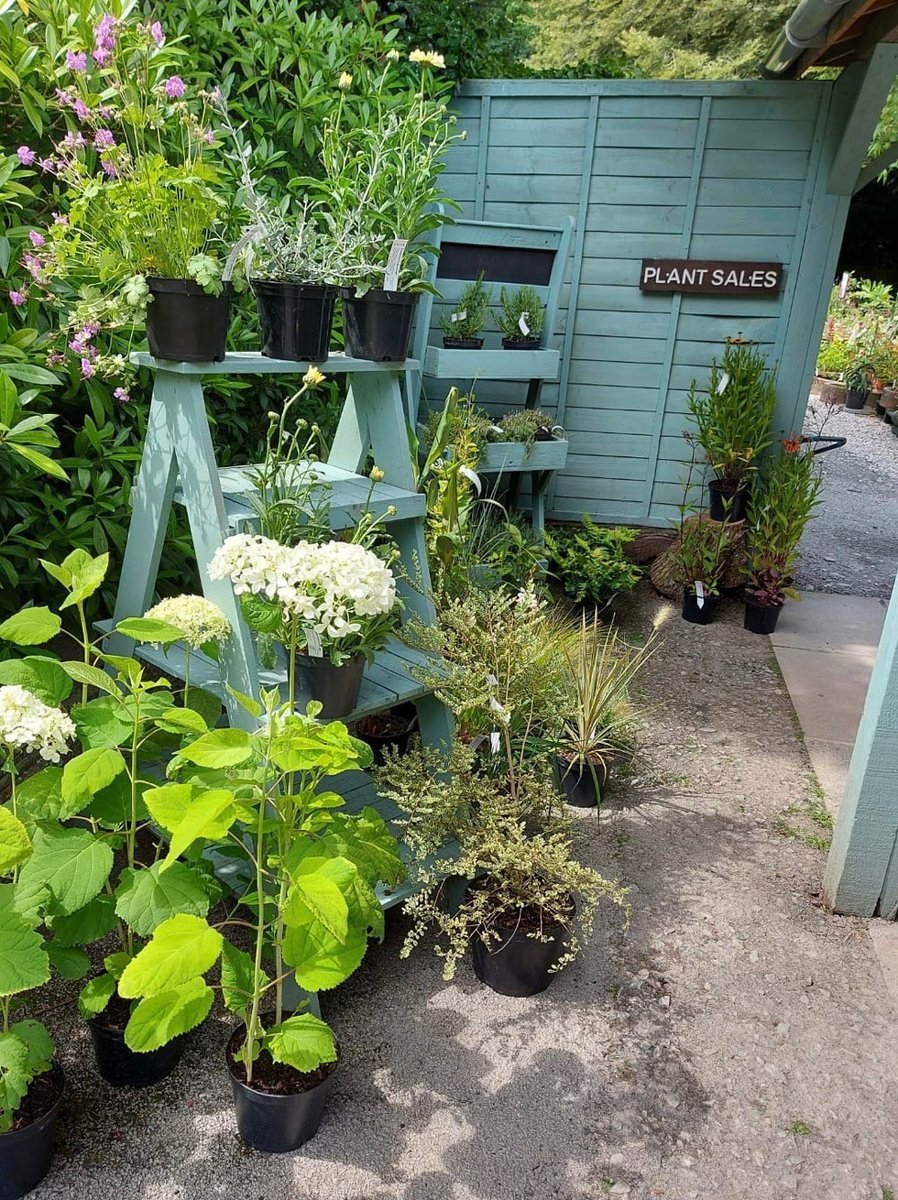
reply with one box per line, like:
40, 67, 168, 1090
640, 259, 783, 296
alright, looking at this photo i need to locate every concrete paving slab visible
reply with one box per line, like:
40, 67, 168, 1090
772, 645, 877, 745
869, 923, 898, 1018
772, 591, 886, 657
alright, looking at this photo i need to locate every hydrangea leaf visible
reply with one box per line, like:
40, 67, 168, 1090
13, 766, 64, 824
9, 1020, 53, 1074
0, 606, 61, 646
283, 919, 368, 993
282, 856, 355, 942
153, 707, 207, 736
124, 978, 214, 1052
267, 1013, 337, 1074
50, 894, 118, 947
0, 657, 72, 707
114, 616, 184, 644
15, 827, 113, 919
46, 943, 90, 980
155, 789, 237, 871
0, 807, 31, 872
324, 807, 405, 888
176, 728, 255, 769
77, 971, 116, 1019
220, 942, 263, 1016
118, 914, 222, 999
0, 885, 49, 996
0, 1032, 30, 1127
61, 749, 126, 816
72, 696, 132, 749
115, 862, 210, 937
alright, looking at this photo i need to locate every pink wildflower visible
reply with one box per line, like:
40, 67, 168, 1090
66, 50, 88, 72
73, 98, 89, 122
150, 21, 164, 44
9, 291, 25, 307
99, 105, 112, 120
29, 231, 45, 247
55, 88, 71, 105
113, 386, 130, 403
16, 146, 35, 166
100, 158, 118, 178
80, 358, 93, 378
52, 212, 68, 227
92, 47, 110, 67
204, 129, 215, 146
46, 351, 64, 366
94, 129, 115, 149
69, 338, 85, 353
164, 76, 185, 99
39, 158, 55, 174
81, 322, 99, 337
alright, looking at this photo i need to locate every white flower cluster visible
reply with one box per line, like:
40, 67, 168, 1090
144, 594, 231, 648
0, 685, 76, 762
208, 534, 397, 642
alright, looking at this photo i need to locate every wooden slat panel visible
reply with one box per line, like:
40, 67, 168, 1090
705, 118, 817, 150
703, 149, 810, 179
595, 117, 700, 148
691, 205, 801, 236
585, 204, 686, 234
592, 147, 696, 177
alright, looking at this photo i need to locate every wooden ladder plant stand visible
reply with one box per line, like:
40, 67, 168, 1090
103, 350, 453, 910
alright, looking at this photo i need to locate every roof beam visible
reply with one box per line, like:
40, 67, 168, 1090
828, 42, 898, 193
796, 0, 898, 73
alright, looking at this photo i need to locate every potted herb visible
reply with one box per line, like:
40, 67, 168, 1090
667, 513, 735, 625
844, 358, 873, 410
686, 341, 777, 522
375, 744, 629, 995
118, 692, 402, 1151
439, 274, 491, 349
554, 611, 663, 807
497, 285, 545, 349
209, 532, 401, 719
28, 17, 230, 371
490, 408, 559, 449
319, 52, 462, 361
744, 439, 822, 634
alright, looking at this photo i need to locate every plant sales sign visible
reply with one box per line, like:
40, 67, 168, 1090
639, 259, 783, 297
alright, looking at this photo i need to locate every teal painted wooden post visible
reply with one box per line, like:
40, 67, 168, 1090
824, 569, 898, 917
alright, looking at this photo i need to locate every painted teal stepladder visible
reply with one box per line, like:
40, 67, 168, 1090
104, 349, 452, 908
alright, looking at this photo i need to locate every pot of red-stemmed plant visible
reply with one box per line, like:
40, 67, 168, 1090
743, 438, 822, 635
667, 513, 732, 627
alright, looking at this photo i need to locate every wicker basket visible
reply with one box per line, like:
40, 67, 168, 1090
649, 514, 747, 601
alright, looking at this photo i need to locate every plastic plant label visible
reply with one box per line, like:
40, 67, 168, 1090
716, 372, 730, 394
489, 732, 501, 754
518, 312, 531, 336
383, 239, 408, 291
450, 310, 467, 323
695, 580, 705, 609
490, 424, 504, 435
304, 627, 323, 657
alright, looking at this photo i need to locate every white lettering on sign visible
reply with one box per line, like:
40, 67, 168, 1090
640, 259, 783, 295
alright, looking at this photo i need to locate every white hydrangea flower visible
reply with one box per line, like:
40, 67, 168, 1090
144, 594, 231, 649
0, 685, 76, 762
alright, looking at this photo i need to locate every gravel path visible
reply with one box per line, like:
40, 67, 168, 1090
796, 398, 898, 599
28, 586, 898, 1200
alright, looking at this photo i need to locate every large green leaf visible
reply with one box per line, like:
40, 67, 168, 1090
176, 728, 255, 768
50, 894, 118, 947
52, 551, 108, 610
118, 914, 222, 999
13, 767, 63, 823
0, 606, 61, 646
0, 808, 31, 872
88, 774, 142, 827
267, 1013, 337, 1074
283, 855, 357, 942
325, 807, 405, 888
0, 1032, 30, 1124
0, 657, 72, 706
9, 1020, 53, 1075
61, 749, 126, 815
183, 686, 222, 728
0, 885, 48, 996
143, 785, 237, 870
78, 972, 116, 1019
15, 827, 113, 919
115, 862, 210, 937
219, 942, 263, 1015
124, 978, 213, 1052
114, 617, 184, 645
72, 696, 132, 749
153, 707, 207, 737
58, 661, 118, 697
46, 943, 90, 980
283, 918, 368, 993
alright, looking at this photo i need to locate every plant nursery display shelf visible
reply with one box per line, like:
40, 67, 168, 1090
106, 350, 453, 750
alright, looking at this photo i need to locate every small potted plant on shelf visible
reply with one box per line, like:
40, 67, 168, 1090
843, 357, 873, 410
743, 438, 823, 634
439, 274, 491, 348
317, 51, 462, 362
209, 530, 401, 719
497, 285, 545, 349
491, 409, 560, 449
27, 17, 230, 371
667, 511, 736, 625
686, 341, 777, 522
374, 743, 629, 995
554, 610, 664, 807
115, 690, 402, 1151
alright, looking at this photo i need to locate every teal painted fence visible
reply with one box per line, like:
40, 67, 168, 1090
439, 76, 865, 527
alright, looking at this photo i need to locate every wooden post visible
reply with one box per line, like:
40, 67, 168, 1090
824, 569, 898, 916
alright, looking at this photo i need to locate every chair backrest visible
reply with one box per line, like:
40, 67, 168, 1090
408, 216, 574, 418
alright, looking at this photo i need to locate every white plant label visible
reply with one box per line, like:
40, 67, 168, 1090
694, 580, 705, 609
383, 238, 408, 291
716, 372, 730, 394
518, 312, 531, 336
839, 270, 850, 300
489, 732, 501, 754
451, 309, 467, 324
490, 424, 504, 435
304, 627, 323, 657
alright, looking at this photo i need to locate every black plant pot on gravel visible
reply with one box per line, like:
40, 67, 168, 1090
341, 288, 418, 362
472, 909, 569, 996
146, 277, 231, 362
554, 754, 606, 808
226, 1026, 336, 1152
707, 478, 749, 522
295, 652, 365, 720
743, 596, 784, 635
253, 280, 336, 363
845, 388, 868, 410
88, 1003, 185, 1088
0, 1064, 64, 1200
681, 590, 718, 626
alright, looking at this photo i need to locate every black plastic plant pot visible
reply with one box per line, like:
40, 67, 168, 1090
88, 1019, 184, 1088
341, 288, 418, 362
845, 388, 868, 410
707, 478, 749, 522
554, 755, 604, 808
501, 336, 541, 350
0, 1064, 64, 1200
252, 279, 336, 363
681, 590, 718, 626
226, 1032, 335, 1153
471, 913, 568, 997
295, 652, 365, 720
146, 277, 231, 363
743, 597, 784, 635
442, 336, 483, 349
353, 703, 418, 766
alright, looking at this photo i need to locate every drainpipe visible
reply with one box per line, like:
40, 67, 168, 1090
760, 0, 851, 77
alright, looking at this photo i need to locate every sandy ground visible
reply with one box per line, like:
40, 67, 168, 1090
30, 585, 898, 1200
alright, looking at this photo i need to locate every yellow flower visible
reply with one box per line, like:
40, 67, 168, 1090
303, 366, 326, 387
370, 466, 385, 483
409, 48, 446, 69
386, 49, 401, 62
338, 71, 353, 90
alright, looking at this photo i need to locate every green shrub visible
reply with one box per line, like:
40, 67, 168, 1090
544, 517, 641, 604
816, 338, 852, 377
